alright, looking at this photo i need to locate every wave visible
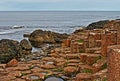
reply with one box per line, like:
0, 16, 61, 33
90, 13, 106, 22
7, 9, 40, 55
0, 25, 26, 35
0, 30, 16, 35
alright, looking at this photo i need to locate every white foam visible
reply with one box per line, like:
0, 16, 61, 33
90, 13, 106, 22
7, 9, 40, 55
0, 31, 15, 34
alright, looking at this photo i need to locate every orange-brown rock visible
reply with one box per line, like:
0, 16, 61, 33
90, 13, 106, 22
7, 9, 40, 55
79, 65, 94, 73
0, 68, 9, 76
49, 53, 59, 58
41, 64, 56, 69
92, 69, 107, 80
66, 54, 79, 59
21, 70, 31, 75
63, 66, 78, 74
31, 68, 44, 73
94, 33, 101, 40
93, 58, 107, 72
0, 76, 16, 81
68, 59, 80, 63
63, 39, 71, 47
13, 78, 26, 81
8, 71, 22, 77
79, 53, 88, 63
55, 62, 66, 67
70, 41, 78, 53
6, 59, 18, 67
101, 34, 107, 56
5, 65, 29, 72
107, 45, 120, 81
54, 58, 66, 67
75, 73, 92, 81
85, 47, 101, 53
85, 54, 101, 65
67, 63, 79, 67
95, 40, 101, 47
88, 33, 95, 48
41, 57, 55, 61
104, 20, 120, 44
0, 64, 6, 68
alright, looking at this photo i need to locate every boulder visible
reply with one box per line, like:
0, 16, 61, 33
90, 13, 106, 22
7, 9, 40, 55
29, 29, 68, 47
0, 39, 21, 63
20, 39, 32, 50
20, 39, 32, 55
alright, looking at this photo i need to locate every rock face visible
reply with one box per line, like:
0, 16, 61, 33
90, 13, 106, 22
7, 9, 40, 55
0, 39, 21, 63
86, 20, 109, 30
29, 29, 68, 47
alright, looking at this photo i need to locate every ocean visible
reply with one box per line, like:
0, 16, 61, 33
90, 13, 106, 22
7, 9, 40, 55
0, 11, 120, 41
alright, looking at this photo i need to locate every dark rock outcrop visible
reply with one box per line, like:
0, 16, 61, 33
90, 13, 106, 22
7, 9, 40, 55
29, 29, 68, 47
86, 20, 109, 30
0, 39, 33, 63
0, 39, 21, 63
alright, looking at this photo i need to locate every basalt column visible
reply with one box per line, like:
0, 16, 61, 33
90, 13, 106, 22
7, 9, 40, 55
107, 45, 120, 81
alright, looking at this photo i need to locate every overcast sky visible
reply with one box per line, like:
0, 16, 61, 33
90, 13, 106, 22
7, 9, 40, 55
0, 0, 119, 11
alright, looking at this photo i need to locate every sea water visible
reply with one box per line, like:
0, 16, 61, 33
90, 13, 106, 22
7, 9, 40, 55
0, 11, 120, 41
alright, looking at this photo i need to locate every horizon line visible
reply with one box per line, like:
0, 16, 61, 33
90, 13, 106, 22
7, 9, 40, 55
0, 10, 120, 12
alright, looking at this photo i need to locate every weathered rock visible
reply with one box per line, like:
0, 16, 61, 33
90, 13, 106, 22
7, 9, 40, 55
0, 75, 16, 81
20, 39, 32, 56
85, 54, 101, 65
6, 59, 18, 67
93, 58, 107, 72
85, 47, 101, 54
23, 33, 30, 38
8, 71, 22, 77
103, 20, 120, 44
0, 39, 21, 63
66, 54, 79, 59
20, 39, 32, 50
41, 64, 56, 69
79, 65, 94, 73
5, 65, 29, 72
13, 78, 26, 81
92, 69, 107, 80
75, 73, 92, 81
63, 66, 78, 74
107, 45, 120, 81
29, 29, 68, 47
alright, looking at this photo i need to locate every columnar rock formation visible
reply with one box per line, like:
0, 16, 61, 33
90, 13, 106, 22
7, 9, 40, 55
0, 20, 120, 81
107, 45, 120, 81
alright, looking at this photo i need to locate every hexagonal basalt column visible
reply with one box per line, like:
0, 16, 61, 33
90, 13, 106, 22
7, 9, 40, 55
107, 45, 120, 81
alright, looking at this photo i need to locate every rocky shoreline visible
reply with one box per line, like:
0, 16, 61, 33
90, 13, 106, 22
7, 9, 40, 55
0, 19, 120, 81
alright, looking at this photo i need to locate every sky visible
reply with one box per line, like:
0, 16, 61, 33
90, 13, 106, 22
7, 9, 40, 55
0, 0, 120, 11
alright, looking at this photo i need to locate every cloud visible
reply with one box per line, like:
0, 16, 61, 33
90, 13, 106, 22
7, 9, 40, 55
2, 0, 65, 3
0, 0, 119, 11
